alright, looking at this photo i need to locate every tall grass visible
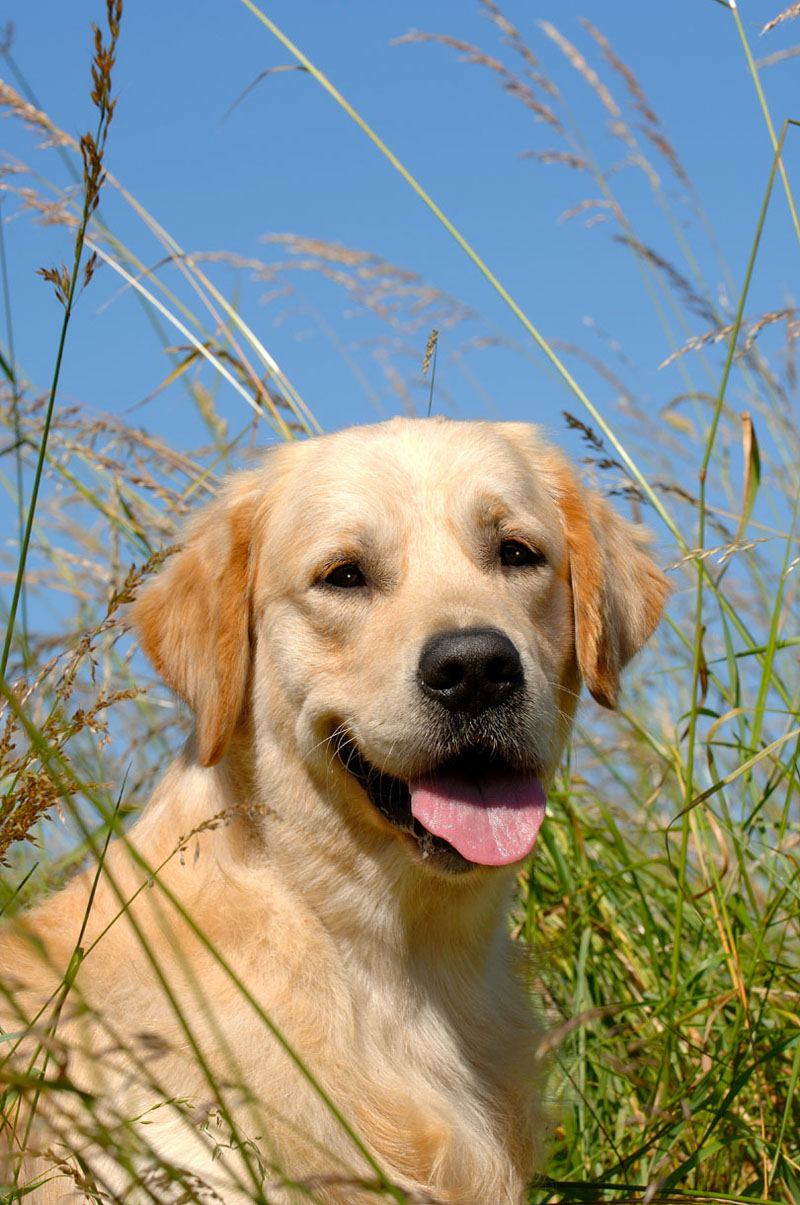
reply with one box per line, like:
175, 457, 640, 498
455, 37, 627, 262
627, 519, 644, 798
1, 1, 799, 1202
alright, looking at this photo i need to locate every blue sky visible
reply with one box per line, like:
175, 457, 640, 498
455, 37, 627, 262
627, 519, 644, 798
1, 0, 799, 574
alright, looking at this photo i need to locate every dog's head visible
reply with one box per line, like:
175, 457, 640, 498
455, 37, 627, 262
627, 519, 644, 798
133, 418, 668, 875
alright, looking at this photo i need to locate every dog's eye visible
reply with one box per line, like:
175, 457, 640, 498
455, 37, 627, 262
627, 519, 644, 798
499, 539, 545, 569
323, 562, 366, 589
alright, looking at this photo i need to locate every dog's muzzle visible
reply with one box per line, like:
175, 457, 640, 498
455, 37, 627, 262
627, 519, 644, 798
335, 628, 546, 872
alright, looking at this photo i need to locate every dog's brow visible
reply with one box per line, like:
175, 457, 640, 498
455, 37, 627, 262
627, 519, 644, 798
467, 494, 550, 541
471, 496, 515, 526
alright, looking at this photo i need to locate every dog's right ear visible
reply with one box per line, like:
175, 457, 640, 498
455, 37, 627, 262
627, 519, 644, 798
132, 477, 261, 767
549, 461, 670, 710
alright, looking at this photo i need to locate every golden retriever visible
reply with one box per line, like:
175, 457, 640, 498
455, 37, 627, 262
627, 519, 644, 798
0, 418, 668, 1204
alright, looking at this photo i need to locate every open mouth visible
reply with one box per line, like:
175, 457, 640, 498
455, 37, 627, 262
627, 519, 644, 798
334, 734, 546, 871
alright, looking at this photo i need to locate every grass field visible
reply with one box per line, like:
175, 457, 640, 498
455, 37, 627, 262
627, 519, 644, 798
1, 2, 799, 1201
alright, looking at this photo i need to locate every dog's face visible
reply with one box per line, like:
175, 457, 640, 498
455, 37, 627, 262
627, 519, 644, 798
134, 419, 668, 876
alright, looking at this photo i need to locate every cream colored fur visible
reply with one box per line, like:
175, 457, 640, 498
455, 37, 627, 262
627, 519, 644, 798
0, 418, 668, 1204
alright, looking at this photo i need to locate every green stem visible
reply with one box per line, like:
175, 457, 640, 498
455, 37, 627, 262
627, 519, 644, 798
1, 285, 75, 680
668, 118, 792, 1033
0, 196, 28, 664
730, 5, 800, 247
0, 106, 112, 679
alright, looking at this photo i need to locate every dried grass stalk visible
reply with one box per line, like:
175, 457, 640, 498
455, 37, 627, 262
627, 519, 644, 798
539, 21, 620, 118
761, 2, 800, 35
393, 31, 561, 129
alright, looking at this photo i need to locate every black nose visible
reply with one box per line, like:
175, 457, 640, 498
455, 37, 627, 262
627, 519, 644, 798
417, 627, 524, 715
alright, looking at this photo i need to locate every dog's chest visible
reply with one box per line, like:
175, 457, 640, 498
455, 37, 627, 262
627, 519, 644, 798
263, 962, 536, 1204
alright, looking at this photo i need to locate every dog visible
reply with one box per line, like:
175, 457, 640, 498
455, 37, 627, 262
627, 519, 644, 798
1, 417, 668, 1204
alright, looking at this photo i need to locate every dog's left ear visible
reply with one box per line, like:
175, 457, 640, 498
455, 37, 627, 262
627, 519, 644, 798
133, 478, 260, 766
551, 462, 670, 710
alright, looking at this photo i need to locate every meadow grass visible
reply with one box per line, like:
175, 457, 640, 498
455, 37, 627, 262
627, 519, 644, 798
1, 2, 798, 1201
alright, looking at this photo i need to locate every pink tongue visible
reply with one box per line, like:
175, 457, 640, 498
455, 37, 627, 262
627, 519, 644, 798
409, 770, 546, 866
